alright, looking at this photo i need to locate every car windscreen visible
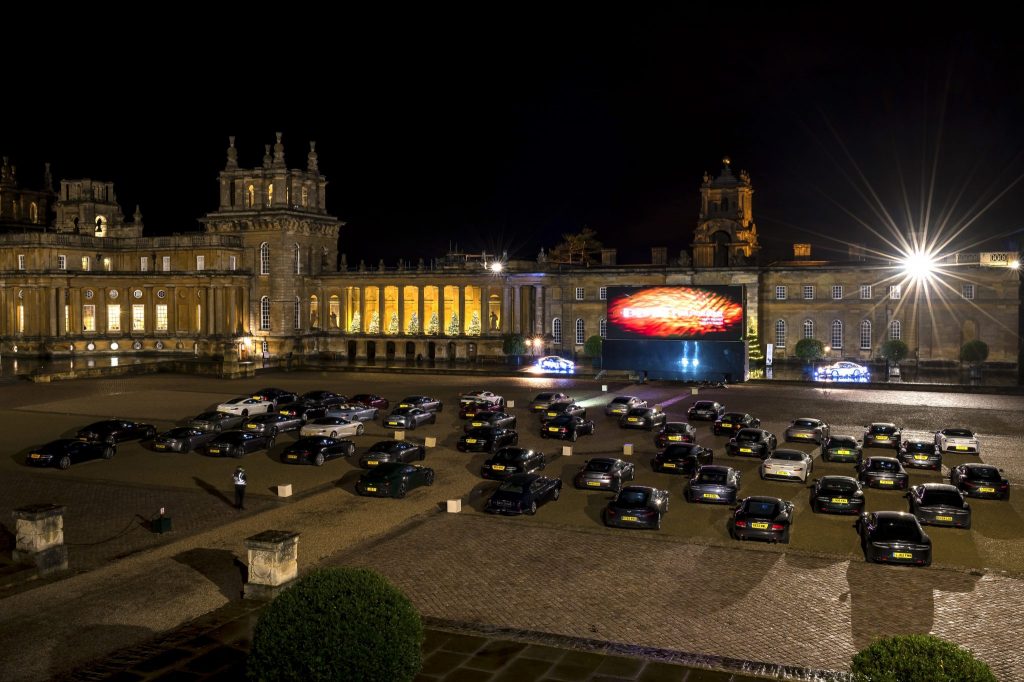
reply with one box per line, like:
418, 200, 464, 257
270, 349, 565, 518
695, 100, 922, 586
869, 459, 900, 471
585, 460, 615, 472
943, 429, 973, 438
819, 478, 858, 494
193, 412, 222, 420
466, 429, 494, 437
493, 450, 525, 463
166, 428, 197, 437
869, 425, 896, 434
534, 393, 555, 401
312, 418, 346, 425
921, 490, 964, 507
615, 490, 649, 506
696, 470, 728, 484
694, 402, 714, 409
772, 451, 804, 462
611, 397, 631, 404
871, 518, 921, 542
735, 430, 760, 442
721, 413, 745, 421
497, 483, 524, 494
793, 419, 819, 428
904, 441, 933, 451
626, 408, 648, 416
664, 423, 687, 432
967, 467, 1000, 481
829, 438, 857, 447
744, 500, 780, 516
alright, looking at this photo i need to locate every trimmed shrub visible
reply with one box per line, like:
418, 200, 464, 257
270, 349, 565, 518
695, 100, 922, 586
960, 339, 989, 365
851, 634, 996, 682
794, 338, 825, 364
583, 335, 603, 358
247, 567, 423, 682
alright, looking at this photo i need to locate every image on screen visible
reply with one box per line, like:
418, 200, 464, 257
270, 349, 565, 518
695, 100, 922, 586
607, 286, 744, 340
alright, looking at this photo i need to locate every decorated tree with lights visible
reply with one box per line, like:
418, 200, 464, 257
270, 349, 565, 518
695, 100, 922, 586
746, 325, 763, 367
407, 312, 420, 335
367, 311, 380, 334
387, 312, 399, 335
426, 311, 439, 335
446, 312, 460, 336
467, 311, 481, 336
349, 311, 361, 333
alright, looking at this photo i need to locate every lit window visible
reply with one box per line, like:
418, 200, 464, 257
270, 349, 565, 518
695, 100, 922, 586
155, 304, 168, 331
962, 284, 975, 300
803, 285, 814, 300
575, 318, 585, 344
229, 255, 237, 271
889, 320, 902, 341
16, 304, 24, 333
889, 285, 901, 300
17, 254, 25, 270
775, 285, 787, 300
140, 256, 148, 272
247, 184, 255, 207
103, 257, 112, 272
832, 285, 843, 300
196, 304, 202, 332
83, 305, 96, 332
107, 305, 122, 332
860, 284, 872, 299
64, 304, 69, 334
774, 319, 786, 348
830, 320, 843, 350
600, 318, 607, 338
260, 242, 270, 275
162, 256, 171, 272
552, 318, 562, 343
58, 255, 66, 270
267, 183, 274, 207
575, 287, 584, 300
860, 320, 872, 350
82, 256, 90, 271
29, 202, 38, 223
803, 319, 814, 339
196, 255, 205, 271
599, 287, 607, 300
294, 243, 301, 275
301, 186, 309, 207
260, 296, 271, 330
132, 304, 145, 331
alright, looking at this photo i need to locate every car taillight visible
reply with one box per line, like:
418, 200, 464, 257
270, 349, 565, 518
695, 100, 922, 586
735, 520, 747, 527
1000, 483, 1010, 489
607, 509, 617, 517
771, 524, 785, 531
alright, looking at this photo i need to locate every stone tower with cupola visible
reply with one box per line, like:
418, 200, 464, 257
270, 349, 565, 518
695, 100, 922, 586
692, 157, 759, 267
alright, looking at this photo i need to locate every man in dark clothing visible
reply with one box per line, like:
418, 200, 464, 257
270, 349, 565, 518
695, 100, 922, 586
233, 467, 247, 510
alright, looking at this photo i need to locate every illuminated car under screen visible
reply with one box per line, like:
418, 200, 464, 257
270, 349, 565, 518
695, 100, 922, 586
606, 286, 745, 341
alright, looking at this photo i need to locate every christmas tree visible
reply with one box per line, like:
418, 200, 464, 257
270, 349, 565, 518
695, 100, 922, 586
367, 311, 380, 334
467, 310, 481, 336
407, 312, 420, 334
349, 311, 361, 333
446, 312, 460, 336
746, 325, 764, 364
387, 311, 399, 335
427, 311, 439, 335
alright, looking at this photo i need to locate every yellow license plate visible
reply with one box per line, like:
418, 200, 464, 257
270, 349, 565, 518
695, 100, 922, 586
587, 481, 601, 486
246, 424, 258, 429
936, 515, 953, 521
628, 417, 639, 422
622, 515, 638, 522
471, 422, 484, 427
876, 435, 889, 440
668, 435, 682, 441
702, 493, 719, 499
722, 423, 732, 428
209, 448, 220, 454
547, 412, 558, 417
776, 470, 790, 476
913, 455, 929, 461
893, 552, 912, 559
548, 427, 560, 432
465, 412, 477, 417
836, 449, 851, 454
251, 395, 261, 399
740, 447, 752, 453
399, 404, 410, 408
663, 462, 676, 468
879, 479, 894, 485
30, 453, 41, 459
466, 439, 477, 444
831, 498, 848, 504
979, 487, 995, 493
367, 460, 378, 466
751, 522, 769, 529
287, 454, 297, 459
365, 486, 377, 492
798, 433, 810, 437
491, 464, 505, 471
155, 444, 166, 449
955, 445, 969, 450
387, 421, 399, 426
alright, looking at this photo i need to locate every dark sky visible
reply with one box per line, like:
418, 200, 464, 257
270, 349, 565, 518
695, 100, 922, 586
6, 10, 1024, 264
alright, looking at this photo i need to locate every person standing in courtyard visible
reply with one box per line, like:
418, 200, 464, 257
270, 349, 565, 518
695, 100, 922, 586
233, 466, 247, 510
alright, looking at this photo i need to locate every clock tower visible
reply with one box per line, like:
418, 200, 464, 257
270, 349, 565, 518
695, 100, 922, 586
692, 157, 759, 267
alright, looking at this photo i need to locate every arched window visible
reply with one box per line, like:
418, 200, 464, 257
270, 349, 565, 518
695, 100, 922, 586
552, 318, 562, 344
889, 319, 902, 341
600, 318, 607, 338
774, 319, 787, 348
294, 296, 301, 330
29, 202, 38, 223
831, 320, 843, 350
267, 183, 274, 206
259, 242, 270, 275
301, 186, 309, 207
260, 296, 271, 330
293, 243, 301, 274
803, 319, 814, 339
309, 295, 319, 328
860, 320, 872, 350
247, 184, 255, 207
575, 318, 585, 345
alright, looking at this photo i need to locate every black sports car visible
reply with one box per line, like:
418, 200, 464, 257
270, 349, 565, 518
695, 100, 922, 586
898, 436, 942, 471
655, 422, 697, 448
713, 412, 760, 436
358, 440, 426, 468
356, 463, 435, 498
730, 496, 793, 543
77, 419, 156, 444
25, 439, 115, 469
619, 406, 667, 430
280, 436, 356, 466
300, 390, 347, 407
949, 463, 1010, 500
350, 393, 390, 410
457, 427, 519, 453
857, 456, 909, 490
809, 476, 865, 514
573, 457, 635, 491
275, 401, 329, 423
863, 422, 901, 449
189, 411, 246, 433
463, 411, 517, 431
603, 486, 670, 530
907, 483, 971, 529
383, 407, 437, 430
784, 418, 830, 445
485, 474, 562, 515
540, 414, 596, 441
726, 428, 776, 458
858, 511, 932, 567
242, 412, 304, 436
651, 443, 713, 474
203, 430, 275, 458
251, 387, 299, 407
539, 401, 587, 423
152, 427, 218, 453
687, 400, 725, 421
685, 465, 741, 504
481, 448, 546, 481
395, 395, 443, 412
459, 401, 505, 419
821, 435, 862, 463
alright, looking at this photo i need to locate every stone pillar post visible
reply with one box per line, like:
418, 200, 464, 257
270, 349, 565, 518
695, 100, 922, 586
534, 285, 544, 335
244, 530, 299, 600
13, 504, 68, 576
214, 286, 225, 336
512, 286, 521, 333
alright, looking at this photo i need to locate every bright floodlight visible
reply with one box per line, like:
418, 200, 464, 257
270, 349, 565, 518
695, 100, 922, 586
489, 261, 504, 273
902, 250, 937, 280
1011, 260, 1020, 271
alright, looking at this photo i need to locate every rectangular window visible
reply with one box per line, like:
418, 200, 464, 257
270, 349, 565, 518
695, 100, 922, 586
64, 304, 69, 334
196, 304, 202, 332
155, 304, 168, 331
83, 304, 96, 332
832, 285, 843, 300
775, 285, 787, 300
860, 284, 871, 299
16, 304, 24, 333
162, 256, 171, 272
103, 257, 112, 272
82, 256, 90, 271
774, 320, 786, 348
889, 285, 901, 300
575, 287, 585, 300
600, 318, 607, 338
575, 318, 585, 344
803, 285, 814, 300
196, 255, 205, 271
107, 304, 121, 332
17, 254, 26, 270
140, 256, 148, 272
599, 286, 607, 300
229, 255, 237, 271
962, 284, 975, 300
132, 304, 145, 331
58, 255, 67, 270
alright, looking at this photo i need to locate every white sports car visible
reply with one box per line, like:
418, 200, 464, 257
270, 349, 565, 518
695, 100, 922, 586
536, 355, 575, 373
300, 417, 365, 439
216, 396, 274, 417
815, 361, 869, 379
760, 449, 814, 482
459, 390, 504, 407
935, 428, 980, 455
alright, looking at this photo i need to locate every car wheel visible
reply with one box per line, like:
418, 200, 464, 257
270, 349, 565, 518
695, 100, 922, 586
759, 469, 765, 480
58, 455, 71, 470
408, 422, 416, 431
571, 431, 578, 442
613, 478, 622, 493
241, 409, 248, 417
314, 453, 325, 467
511, 419, 517, 429
268, 436, 276, 449
232, 449, 244, 459
396, 482, 407, 499
329, 431, 338, 438
781, 530, 790, 544
356, 424, 365, 436
419, 449, 426, 461
146, 428, 156, 440
552, 486, 561, 501
270, 427, 279, 437
526, 501, 538, 516
102, 446, 115, 460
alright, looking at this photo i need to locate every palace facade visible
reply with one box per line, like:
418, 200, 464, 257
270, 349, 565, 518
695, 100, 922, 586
0, 139, 1018, 376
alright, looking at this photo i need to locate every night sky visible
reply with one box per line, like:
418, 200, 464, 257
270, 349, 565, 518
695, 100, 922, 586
5, 10, 1023, 265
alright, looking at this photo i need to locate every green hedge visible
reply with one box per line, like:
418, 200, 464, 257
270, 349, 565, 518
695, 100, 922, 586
851, 634, 996, 682
248, 567, 423, 682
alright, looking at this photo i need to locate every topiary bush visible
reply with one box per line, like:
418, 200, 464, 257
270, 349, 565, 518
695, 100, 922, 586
851, 634, 996, 682
247, 567, 423, 682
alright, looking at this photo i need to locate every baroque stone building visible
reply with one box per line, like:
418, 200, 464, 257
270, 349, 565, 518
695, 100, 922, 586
0, 141, 1017, 376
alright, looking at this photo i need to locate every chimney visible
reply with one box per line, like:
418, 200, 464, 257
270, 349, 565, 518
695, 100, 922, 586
651, 246, 668, 265
793, 243, 811, 259
600, 248, 617, 265
848, 243, 865, 261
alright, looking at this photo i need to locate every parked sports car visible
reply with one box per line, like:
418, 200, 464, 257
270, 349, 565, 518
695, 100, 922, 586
760, 449, 814, 482
857, 456, 909, 490
327, 403, 380, 422
251, 388, 299, 407
396, 395, 443, 412
619, 406, 667, 430
539, 401, 587, 423
685, 465, 741, 504
605, 395, 647, 417
573, 457, 635, 491
203, 430, 275, 458
540, 414, 595, 441
275, 401, 329, 423
459, 400, 506, 419
242, 412, 304, 436
815, 361, 869, 379
654, 422, 697, 448
935, 427, 981, 455
528, 392, 571, 412
152, 427, 218, 453
809, 476, 865, 514
350, 394, 389, 410
858, 511, 931, 566
485, 474, 562, 515
536, 355, 575, 373
481, 448, 546, 481
602, 486, 670, 530
907, 484, 971, 529
300, 390, 347, 407
726, 428, 777, 458
687, 400, 725, 421
730, 496, 793, 543
77, 419, 156, 444
26, 439, 115, 469
280, 437, 356, 466
713, 412, 760, 436
863, 422, 901, 449
651, 443, 713, 475
358, 441, 426, 468
216, 396, 274, 417
463, 411, 517, 431
356, 463, 435, 498
457, 427, 519, 453
898, 435, 942, 470
784, 417, 830, 444
189, 411, 246, 433
459, 390, 504, 407
383, 407, 437, 430
299, 417, 365, 439
949, 463, 1010, 500
821, 435, 862, 463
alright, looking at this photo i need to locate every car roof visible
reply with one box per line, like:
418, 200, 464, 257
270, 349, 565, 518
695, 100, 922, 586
868, 422, 897, 428
962, 462, 998, 471
871, 510, 917, 521
867, 456, 900, 462
819, 475, 859, 484
918, 483, 960, 492
741, 495, 784, 505
698, 465, 732, 474
588, 457, 621, 465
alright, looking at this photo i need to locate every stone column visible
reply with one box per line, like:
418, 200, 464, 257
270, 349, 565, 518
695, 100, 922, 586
512, 286, 521, 333
417, 286, 425, 336
244, 530, 299, 600
534, 285, 544, 335
13, 504, 68, 576
214, 286, 225, 336
397, 285, 405, 335
458, 285, 466, 336
50, 287, 59, 336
